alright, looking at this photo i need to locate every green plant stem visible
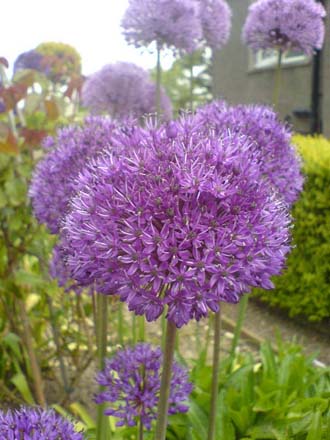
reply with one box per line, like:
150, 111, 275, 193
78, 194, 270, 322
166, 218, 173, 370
228, 294, 249, 372
175, 331, 180, 356
118, 301, 124, 345
156, 46, 162, 120
161, 313, 166, 351
138, 415, 144, 440
46, 294, 71, 395
154, 320, 177, 440
138, 315, 145, 342
96, 294, 110, 440
189, 54, 194, 112
18, 299, 46, 407
207, 309, 221, 440
132, 314, 137, 345
273, 49, 283, 108
76, 294, 94, 354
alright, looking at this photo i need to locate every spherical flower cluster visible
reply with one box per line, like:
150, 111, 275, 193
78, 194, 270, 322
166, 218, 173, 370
62, 116, 291, 327
121, 0, 202, 53
199, 0, 232, 50
196, 102, 303, 205
36, 41, 82, 82
95, 343, 192, 429
82, 62, 172, 120
29, 116, 116, 234
0, 407, 83, 439
242, 0, 326, 55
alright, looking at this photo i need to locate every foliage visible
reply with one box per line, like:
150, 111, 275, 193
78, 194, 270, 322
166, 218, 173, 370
154, 49, 212, 114
0, 56, 92, 405
63, 340, 330, 439
168, 339, 330, 440
253, 135, 330, 322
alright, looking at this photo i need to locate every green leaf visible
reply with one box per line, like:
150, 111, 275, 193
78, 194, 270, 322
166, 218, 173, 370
69, 402, 96, 429
306, 411, 322, 440
51, 404, 86, 433
216, 390, 236, 440
2, 332, 22, 360
186, 399, 208, 440
11, 372, 35, 404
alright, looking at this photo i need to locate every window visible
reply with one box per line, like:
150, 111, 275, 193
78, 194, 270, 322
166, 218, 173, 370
253, 49, 309, 69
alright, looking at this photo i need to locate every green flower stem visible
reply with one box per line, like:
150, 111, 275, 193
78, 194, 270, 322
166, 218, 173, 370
139, 415, 144, 440
138, 315, 145, 342
154, 320, 177, 440
207, 309, 221, 440
118, 301, 124, 346
96, 294, 111, 440
228, 294, 249, 372
273, 49, 283, 108
161, 313, 166, 351
189, 54, 194, 112
46, 294, 70, 395
18, 299, 46, 407
156, 46, 162, 121
132, 314, 137, 345
139, 364, 146, 440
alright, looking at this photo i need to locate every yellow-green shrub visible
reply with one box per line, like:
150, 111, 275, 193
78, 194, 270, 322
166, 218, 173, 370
253, 135, 330, 322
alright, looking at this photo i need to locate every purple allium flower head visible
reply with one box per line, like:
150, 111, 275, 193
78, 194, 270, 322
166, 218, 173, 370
0, 407, 83, 439
95, 343, 192, 429
198, 0, 232, 50
196, 102, 303, 205
82, 62, 172, 121
242, 0, 326, 55
62, 116, 291, 327
29, 116, 116, 234
13, 49, 44, 73
121, 0, 202, 53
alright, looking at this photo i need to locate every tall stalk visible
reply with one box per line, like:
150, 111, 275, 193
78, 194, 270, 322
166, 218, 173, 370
156, 45, 162, 121
132, 314, 137, 345
138, 315, 145, 342
118, 301, 124, 346
189, 54, 194, 112
46, 294, 71, 395
138, 416, 144, 440
207, 309, 221, 440
154, 320, 177, 440
228, 294, 249, 372
18, 299, 46, 407
273, 49, 283, 108
96, 294, 111, 440
138, 364, 146, 440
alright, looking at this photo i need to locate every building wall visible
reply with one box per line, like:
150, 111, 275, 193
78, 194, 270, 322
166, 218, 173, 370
212, 0, 329, 136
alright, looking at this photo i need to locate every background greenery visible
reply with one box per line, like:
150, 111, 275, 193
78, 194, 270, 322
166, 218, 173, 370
253, 135, 330, 323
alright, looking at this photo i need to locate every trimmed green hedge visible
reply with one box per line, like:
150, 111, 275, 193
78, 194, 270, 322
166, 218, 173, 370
253, 135, 330, 322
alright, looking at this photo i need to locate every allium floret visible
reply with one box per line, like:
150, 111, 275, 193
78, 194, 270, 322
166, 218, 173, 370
242, 0, 326, 55
95, 343, 192, 429
198, 0, 232, 50
62, 116, 291, 327
196, 102, 303, 205
82, 62, 172, 120
0, 407, 83, 439
121, 0, 202, 53
29, 116, 116, 234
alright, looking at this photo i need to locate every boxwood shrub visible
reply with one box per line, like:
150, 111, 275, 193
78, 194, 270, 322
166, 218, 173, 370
253, 135, 330, 322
